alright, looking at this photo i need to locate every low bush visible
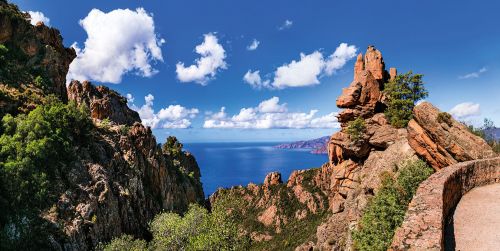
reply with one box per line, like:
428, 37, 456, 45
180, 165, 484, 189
103, 200, 250, 251
346, 117, 366, 141
437, 112, 452, 125
352, 159, 433, 251
101, 235, 147, 251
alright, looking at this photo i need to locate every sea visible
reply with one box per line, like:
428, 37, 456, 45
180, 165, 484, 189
184, 142, 328, 196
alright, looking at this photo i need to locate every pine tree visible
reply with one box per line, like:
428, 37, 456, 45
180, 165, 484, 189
383, 71, 428, 128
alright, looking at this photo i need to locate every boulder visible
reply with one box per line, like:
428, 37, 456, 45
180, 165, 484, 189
328, 131, 371, 165
407, 102, 497, 170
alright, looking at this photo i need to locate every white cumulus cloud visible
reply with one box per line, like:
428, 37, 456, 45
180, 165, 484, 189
28, 11, 50, 26
176, 33, 227, 85
272, 51, 325, 88
243, 70, 270, 89
247, 39, 260, 51
128, 94, 199, 129
458, 67, 487, 79
203, 97, 339, 129
66, 8, 164, 84
324, 43, 358, 75
449, 102, 481, 120
244, 43, 357, 89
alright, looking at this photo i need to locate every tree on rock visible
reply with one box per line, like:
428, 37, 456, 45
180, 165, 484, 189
383, 71, 427, 128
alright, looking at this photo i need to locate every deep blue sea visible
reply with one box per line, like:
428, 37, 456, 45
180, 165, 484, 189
184, 142, 328, 196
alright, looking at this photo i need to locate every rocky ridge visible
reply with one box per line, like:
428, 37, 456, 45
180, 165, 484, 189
0, 1, 75, 116
48, 82, 205, 250
210, 46, 496, 250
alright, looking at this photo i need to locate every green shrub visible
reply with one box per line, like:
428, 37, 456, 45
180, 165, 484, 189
0, 99, 92, 249
352, 159, 433, 251
162, 136, 184, 158
100, 118, 111, 128
104, 202, 250, 251
346, 117, 366, 141
383, 71, 428, 128
119, 125, 130, 135
100, 235, 147, 251
437, 112, 452, 125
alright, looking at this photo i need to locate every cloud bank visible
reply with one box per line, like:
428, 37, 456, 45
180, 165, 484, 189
243, 43, 357, 89
176, 33, 227, 85
66, 8, 164, 84
449, 102, 481, 120
128, 94, 199, 129
203, 97, 339, 129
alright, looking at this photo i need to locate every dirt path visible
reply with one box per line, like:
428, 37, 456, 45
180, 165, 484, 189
452, 183, 500, 251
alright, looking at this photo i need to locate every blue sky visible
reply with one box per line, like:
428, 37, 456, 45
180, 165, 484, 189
12, 0, 500, 142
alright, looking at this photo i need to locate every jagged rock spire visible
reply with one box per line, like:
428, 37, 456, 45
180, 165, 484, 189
335, 46, 395, 125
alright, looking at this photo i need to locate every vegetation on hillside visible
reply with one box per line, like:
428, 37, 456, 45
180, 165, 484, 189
102, 198, 250, 251
383, 71, 428, 128
212, 168, 329, 251
352, 159, 434, 251
465, 118, 500, 153
346, 117, 366, 141
0, 41, 53, 117
0, 98, 93, 250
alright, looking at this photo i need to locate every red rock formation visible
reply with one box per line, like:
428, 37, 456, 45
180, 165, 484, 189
408, 102, 496, 170
335, 46, 389, 126
67, 80, 141, 125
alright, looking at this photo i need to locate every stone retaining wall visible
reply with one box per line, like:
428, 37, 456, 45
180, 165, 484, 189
390, 157, 500, 250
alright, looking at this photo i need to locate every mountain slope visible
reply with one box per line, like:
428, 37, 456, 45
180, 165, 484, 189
0, 2, 205, 250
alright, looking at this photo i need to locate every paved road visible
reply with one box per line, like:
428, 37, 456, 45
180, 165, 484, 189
452, 183, 500, 251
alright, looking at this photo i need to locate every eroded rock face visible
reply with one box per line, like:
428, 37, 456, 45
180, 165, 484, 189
67, 80, 141, 126
45, 83, 205, 250
336, 46, 388, 126
0, 2, 75, 100
408, 102, 496, 170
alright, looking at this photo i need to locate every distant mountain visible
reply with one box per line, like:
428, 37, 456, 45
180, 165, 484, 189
274, 136, 330, 154
484, 127, 500, 140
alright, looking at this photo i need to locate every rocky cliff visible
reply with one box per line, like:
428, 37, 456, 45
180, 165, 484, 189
51, 80, 205, 250
0, 2, 205, 250
0, 1, 75, 116
210, 46, 496, 250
